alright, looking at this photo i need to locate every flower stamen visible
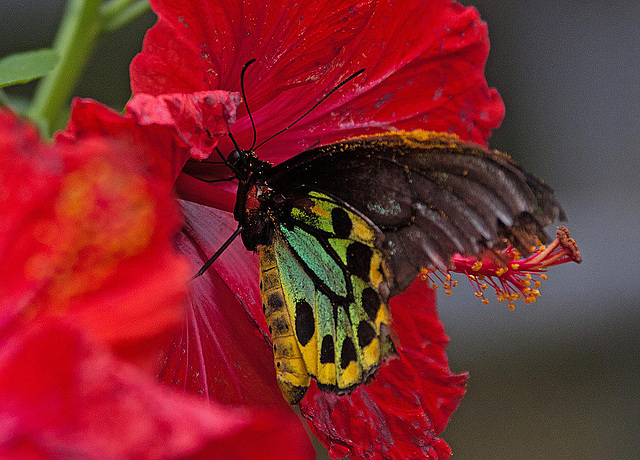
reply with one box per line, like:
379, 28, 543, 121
421, 227, 581, 310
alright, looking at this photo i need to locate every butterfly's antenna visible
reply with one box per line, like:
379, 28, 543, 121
240, 59, 258, 151
220, 58, 258, 168
191, 225, 244, 280
226, 131, 243, 153
254, 68, 366, 150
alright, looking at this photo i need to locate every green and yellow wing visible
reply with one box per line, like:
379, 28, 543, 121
258, 190, 395, 405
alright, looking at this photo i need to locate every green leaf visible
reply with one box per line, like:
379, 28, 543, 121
0, 49, 59, 88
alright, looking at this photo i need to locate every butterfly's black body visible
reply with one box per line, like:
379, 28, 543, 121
231, 153, 275, 250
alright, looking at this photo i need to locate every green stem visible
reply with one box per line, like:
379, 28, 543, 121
101, 0, 136, 16
102, 0, 151, 32
27, 0, 149, 137
101, 0, 150, 32
28, 0, 103, 137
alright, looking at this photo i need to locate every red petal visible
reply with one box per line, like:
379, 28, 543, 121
0, 108, 189, 372
132, 0, 503, 173
131, 0, 376, 98
0, 322, 314, 459
0, 110, 60, 331
161, 201, 285, 406
126, 91, 241, 160
60, 95, 239, 183
173, 173, 237, 213
300, 280, 467, 459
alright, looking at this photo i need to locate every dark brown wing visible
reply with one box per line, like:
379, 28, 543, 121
265, 130, 565, 294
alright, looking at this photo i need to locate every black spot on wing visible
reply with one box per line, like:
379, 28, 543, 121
346, 242, 373, 281
357, 321, 376, 348
331, 207, 353, 239
269, 316, 290, 336
320, 335, 335, 364
362, 287, 380, 322
295, 300, 314, 346
264, 292, 285, 316
340, 337, 357, 369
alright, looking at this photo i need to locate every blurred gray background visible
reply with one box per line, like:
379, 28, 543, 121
2, 1, 638, 458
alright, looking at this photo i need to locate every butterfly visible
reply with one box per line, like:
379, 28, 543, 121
193, 127, 564, 405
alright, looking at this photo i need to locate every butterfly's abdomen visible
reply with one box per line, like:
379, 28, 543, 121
257, 191, 399, 404
258, 244, 311, 405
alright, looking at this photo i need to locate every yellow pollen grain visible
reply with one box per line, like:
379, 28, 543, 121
472, 261, 482, 271
534, 281, 542, 288
482, 298, 490, 305
541, 274, 548, 280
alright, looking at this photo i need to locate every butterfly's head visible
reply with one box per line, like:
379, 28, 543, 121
227, 148, 272, 181
226, 149, 245, 169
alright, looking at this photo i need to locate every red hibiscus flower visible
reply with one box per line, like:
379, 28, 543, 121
122, 0, 510, 458
0, 108, 313, 459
